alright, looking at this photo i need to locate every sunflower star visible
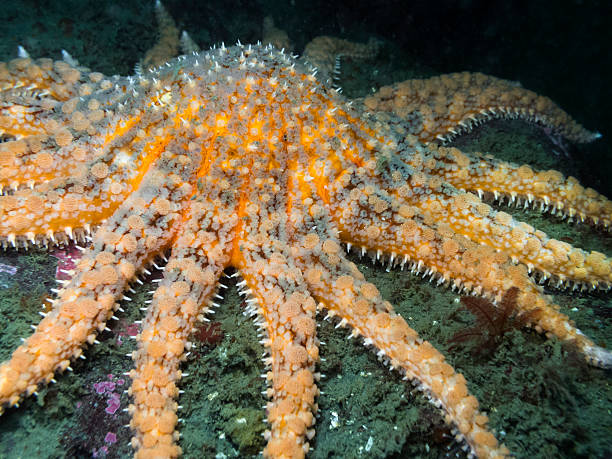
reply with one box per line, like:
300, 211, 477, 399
0, 13, 611, 459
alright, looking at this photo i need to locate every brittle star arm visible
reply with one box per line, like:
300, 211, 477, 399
128, 196, 235, 459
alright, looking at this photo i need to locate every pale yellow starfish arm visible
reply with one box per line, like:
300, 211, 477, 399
0, 55, 86, 109
328, 160, 612, 290
0, 184, 128, 246
428, 146, 612, 229
407, 189, 612, 290
0, 56, 106, 191
234, 187, 321, 459
290, 173, 508, 456
0, 138, 99, 193
140, 0, 180, 70
383, 146, 612, 288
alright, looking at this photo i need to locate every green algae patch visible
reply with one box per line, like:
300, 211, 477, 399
0, 249, 57, 361
313, 312, 433, 458
179, 278, 266, 458
221, 407, 265, 453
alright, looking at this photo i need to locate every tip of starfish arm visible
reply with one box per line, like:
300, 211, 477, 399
584, 344, 612, 369
17, 45, 29, 58
584, 130, 603, 143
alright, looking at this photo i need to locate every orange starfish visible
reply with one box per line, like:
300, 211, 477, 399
0, 21, 610, 459
362, 72, 601, 145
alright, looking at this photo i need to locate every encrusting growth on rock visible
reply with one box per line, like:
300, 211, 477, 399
0, 2, 610, 459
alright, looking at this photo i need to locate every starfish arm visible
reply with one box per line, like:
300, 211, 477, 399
403, 189, 612, 290
232, 169, 321, 458
0, 55, 118, 158
345, 142, 612, 288
0, 56, 86, 108
290, 165, 507, 457
0, 172, 186, 411
0, 50, 192, 199
0, 94, 70, 141
330, 157, 612, 289
301, 36, 381, 83
361, 72, 600, 144
0, 182, 132, 246
297, 244, 508, 458
140, 0, 180, 71
0, 138, 174, 247
0, 59, 108, 190
0, 129, 176, 246
327, 171, 612, 367
0, 137, 102, 194
237, 252, 319, 459
0, 108, 154, 195
0, 77, 198, 246
428, 146, 612, 228
129, 199, 233, 459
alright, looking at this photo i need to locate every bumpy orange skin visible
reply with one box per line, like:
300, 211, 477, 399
362, 72, 601, 144
0, 39, 610, 459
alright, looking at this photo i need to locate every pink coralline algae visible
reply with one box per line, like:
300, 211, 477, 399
93, 374, 125, 415
116, 321, 140, 346
85, 375, 126, 457
105, 393, 121, 415
92, 445, 108, 458
50, 244, 83, 280
125, 323, 139, 336
104, 432, 117, 444
93, 380, 115, 394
